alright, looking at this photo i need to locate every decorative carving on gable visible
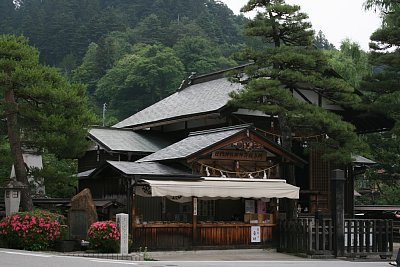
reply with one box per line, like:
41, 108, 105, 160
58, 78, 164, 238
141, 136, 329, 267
232, 138, 263, 152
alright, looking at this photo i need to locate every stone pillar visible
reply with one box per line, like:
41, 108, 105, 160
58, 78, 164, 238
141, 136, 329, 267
116, 213, 129, 254
192, 197, 198, 246
331, 169, 345, 257
5, 189, 20, 216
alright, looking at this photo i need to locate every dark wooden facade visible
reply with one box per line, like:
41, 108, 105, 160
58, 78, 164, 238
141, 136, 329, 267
78, 66, 393, 251
134, 223, 275, 250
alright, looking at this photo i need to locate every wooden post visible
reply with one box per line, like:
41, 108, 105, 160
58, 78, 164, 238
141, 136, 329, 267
192, 197, 198, 246
331, 169, 345, 257
130, 184, 137, 242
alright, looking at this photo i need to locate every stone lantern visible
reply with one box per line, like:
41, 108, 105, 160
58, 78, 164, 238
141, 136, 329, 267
2, 180, 27, 216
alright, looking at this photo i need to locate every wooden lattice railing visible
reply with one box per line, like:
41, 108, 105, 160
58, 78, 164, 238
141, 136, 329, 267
279, 218, 393, 258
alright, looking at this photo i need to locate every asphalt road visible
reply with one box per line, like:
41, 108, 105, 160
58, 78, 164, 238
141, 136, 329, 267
0, 249, 395, 267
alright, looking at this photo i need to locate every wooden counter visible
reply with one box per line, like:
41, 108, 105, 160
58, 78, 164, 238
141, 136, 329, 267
133, 222, 276, 250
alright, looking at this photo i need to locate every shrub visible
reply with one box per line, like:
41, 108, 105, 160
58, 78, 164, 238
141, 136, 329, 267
0, 209, 64, 251
87, 221, 120, 253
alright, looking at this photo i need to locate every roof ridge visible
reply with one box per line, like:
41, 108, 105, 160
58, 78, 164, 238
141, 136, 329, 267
90, 126, 134, 132
191, 63, 251, 82
188, 124, 253, 137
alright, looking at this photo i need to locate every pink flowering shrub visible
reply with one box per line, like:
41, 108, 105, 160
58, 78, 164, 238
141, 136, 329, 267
0, 209, 65, 251
87, 221, 120, 253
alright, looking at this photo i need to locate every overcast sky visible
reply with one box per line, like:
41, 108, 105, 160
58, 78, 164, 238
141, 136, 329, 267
220, 0, 382, 51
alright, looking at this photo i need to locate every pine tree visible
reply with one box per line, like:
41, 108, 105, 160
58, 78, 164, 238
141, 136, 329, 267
0, 35, 95, 210
358, 0, 400, 204
362, 0, 400, 128
229, 0, 363, 218
314, 30, 335, 50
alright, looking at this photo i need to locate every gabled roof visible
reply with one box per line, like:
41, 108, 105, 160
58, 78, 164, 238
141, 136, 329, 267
114, 65, 393, 133
137, 125, 307, 166
137, 125, 246, 162
352, 155, 376, 165
90, 160, 200, 179
113, 77, 242, 129
88, 127, 174, 153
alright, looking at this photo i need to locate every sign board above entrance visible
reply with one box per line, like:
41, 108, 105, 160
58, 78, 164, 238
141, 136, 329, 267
212, 150, 267, 161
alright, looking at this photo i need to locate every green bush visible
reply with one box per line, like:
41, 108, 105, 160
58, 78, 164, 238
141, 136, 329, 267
87, 221, 120, 253
0, 209, 65, 251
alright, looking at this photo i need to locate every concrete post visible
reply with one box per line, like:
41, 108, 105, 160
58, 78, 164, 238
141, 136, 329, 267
331, 169, 345, 257
116, 213, 129, 254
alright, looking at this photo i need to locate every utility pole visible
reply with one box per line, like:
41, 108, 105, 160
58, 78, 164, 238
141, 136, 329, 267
102, 103, 107, 127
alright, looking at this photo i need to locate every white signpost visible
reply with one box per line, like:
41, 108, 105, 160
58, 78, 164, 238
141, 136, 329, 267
116, 213, 129, 254
251, 226, 261, 243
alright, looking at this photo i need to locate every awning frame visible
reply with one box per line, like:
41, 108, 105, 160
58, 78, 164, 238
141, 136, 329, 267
138, 177, 299, 200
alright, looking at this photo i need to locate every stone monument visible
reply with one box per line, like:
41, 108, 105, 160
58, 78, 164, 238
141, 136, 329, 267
69, 188, 98, 240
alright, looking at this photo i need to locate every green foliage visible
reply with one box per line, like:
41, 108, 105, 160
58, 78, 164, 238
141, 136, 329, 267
174, 36, 237, 75
364, 0, 400, 11
241, 0, 314, 46
87, 221, 120, 253
0, 34, 96, 159
29, 154, 78, 198
356, 0, 400, 205
0, 209, 65, 251
313, 30, 335, 50
0, 0, 247, 68
230, 0, 363, 164
324, 39, 372, 89
361, 0, 400, 144
0, 137, 11, 186
95, 43, 185, 119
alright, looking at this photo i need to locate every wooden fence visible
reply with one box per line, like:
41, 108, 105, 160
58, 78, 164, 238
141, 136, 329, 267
279, 218, 393, 258
133, 223, 275, 250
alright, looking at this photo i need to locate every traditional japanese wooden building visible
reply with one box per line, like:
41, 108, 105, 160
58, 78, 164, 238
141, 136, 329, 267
78, 66, 393, 251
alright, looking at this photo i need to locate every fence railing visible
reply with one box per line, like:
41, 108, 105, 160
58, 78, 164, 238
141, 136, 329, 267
279, 218, 393, 258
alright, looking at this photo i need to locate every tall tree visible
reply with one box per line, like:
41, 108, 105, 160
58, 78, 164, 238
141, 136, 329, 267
324, 39, 372, 89
95, 43, 185, 120
0, 35, 95, 210
229, 0, 363, 218
313, 30, 335, 50
173, 36, 237, 75
358, 0, 400, 204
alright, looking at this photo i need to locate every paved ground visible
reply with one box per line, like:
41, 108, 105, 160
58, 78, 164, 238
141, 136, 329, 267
147, 248, 303, 261
146, 243, 400, 261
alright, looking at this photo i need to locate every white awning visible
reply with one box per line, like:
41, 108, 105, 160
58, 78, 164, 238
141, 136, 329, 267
141, 177, 299, 199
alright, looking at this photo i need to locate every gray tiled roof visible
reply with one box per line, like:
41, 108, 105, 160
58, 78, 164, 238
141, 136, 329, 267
137, 125, 247, 162
114, 78, 242, 129
88, 127, 173, 153
77, 169, 95, 178
106, 161, 198, 177
352, 155, 376, 165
